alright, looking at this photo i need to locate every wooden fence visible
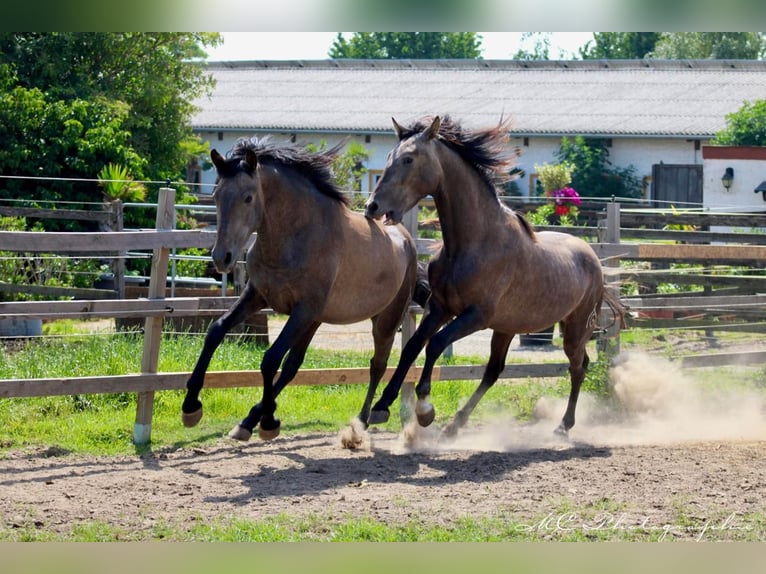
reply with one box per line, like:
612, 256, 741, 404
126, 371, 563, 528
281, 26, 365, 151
3, 191, 766, 443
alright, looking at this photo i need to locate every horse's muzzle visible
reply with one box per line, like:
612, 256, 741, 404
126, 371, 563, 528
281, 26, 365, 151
365, 201, 398, 224
212, 249, 236, 274
364, 201, 380, 220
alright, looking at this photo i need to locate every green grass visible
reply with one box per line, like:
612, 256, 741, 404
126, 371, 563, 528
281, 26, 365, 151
4, 503, 762, 542
0, 328, 583, 455
3, 325, 765, 456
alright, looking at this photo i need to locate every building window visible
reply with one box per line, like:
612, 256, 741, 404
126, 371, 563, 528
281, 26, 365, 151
368, 170, 383, 193
186, 157, 203, 192
528, 173, 540, 197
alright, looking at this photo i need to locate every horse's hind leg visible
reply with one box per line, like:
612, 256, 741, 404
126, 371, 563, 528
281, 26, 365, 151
182, 282, 265, 427
339, 314, 398, 449
556, 319, 592, 437
442, 331, 513, 439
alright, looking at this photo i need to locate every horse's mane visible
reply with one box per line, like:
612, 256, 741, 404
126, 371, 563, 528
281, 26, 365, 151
401, 115, 533, 240
399, 115, 519, 192
223, 137, 349, 205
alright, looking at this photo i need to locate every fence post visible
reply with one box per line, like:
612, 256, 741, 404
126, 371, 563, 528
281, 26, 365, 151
399, 206, 419, 425
133, 187, 175, 445
598, 201, 621, 358
111, 200, 126, 301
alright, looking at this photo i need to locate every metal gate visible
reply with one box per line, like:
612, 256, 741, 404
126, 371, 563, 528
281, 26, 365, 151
651, 163, 703, 208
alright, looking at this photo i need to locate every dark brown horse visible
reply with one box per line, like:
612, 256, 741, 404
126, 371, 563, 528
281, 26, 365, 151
365, 115, 623, 438
181, 137, 421, 445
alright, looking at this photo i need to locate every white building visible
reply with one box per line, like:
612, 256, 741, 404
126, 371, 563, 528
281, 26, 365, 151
191, 59, 766, 207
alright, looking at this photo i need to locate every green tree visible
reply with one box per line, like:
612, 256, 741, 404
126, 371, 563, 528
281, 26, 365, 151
329, 32, 481, 59
712, 99, 766, 147
0, 63, 148, 228
580, 33, 660, 59
557, 136, 643, 200
648, 32, 765, 59
512, 32, 551, 61
306, 139, 370, 209
0, 33, 221, 205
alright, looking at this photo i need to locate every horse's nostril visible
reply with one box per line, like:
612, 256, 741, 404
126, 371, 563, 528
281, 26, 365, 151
223, 252, 232, 267
367, 201, 378, 214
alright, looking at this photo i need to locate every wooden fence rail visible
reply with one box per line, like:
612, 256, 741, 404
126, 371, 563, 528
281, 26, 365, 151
3, 198, 766, 443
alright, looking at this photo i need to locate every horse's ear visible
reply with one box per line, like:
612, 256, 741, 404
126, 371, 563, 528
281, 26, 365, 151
245, 148, 259, 171
211, 149, 225, 170
424, 116, 441, 141
392, 117, 404, 140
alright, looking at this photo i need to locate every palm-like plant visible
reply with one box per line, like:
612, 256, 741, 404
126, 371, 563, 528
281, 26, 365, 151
97, 163, 147, 203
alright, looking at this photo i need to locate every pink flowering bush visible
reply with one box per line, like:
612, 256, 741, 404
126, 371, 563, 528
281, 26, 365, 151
528, 161, 582, 225
552, 186, 582, 217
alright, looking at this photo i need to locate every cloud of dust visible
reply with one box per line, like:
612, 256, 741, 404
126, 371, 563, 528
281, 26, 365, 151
396, 351, 766, 453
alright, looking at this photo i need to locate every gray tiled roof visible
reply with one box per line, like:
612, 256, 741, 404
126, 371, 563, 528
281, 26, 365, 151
191, 59, 766, 138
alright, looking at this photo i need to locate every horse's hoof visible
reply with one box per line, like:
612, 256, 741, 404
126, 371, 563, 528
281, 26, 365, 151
228, 425, 252, 442
258, 425, 280, 441
181, 407, 203, 428
339, 418, 370, 450
368, 409, 390, 425
415, 400, 435, 427
258, 418, 281, 441
553, 424, 569, 439
440, 424, 459, 441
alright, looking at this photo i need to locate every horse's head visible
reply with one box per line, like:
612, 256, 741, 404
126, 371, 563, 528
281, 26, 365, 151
210, 148, 262, 274
365, 116, 443, 224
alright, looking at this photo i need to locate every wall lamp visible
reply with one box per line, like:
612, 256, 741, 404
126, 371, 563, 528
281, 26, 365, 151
721, 167, 734, 191
754, 181, 766, 202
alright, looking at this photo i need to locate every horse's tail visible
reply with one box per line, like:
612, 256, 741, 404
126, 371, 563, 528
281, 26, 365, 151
601, 285, 628, 331
412, 260, 431, 308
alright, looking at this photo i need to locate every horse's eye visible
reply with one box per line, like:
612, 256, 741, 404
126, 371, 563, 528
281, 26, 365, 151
402, 156, 414, 165
244, 195, 253, 204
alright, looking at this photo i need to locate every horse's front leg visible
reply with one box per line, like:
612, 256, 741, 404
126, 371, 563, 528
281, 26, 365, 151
228, 307, 320, 441
228, 321, 320, 442
414, 306, 488, 427
368, 302, 449, 425
182, 282, 265, 428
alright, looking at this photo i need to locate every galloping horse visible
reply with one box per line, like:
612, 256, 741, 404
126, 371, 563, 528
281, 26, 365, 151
181, 137, 420, 444
365, 115, 623, 438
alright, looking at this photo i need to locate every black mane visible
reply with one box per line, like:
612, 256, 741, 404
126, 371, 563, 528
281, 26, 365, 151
400, 115, 518, 192
221, 137, 349, 205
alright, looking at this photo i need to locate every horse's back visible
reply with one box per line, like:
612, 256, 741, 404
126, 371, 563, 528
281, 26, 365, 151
320, 210, 416, 324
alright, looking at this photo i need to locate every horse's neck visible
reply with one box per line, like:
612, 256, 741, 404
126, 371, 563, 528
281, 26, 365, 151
255, 167, 343, 261
259, 168, 330, 234
432, 150, 507, 256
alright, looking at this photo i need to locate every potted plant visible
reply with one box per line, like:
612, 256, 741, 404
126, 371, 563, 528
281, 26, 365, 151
520, 162, 582, 346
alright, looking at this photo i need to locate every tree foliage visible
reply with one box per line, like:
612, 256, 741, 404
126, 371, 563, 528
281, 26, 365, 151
0, 64, 147, 226
712, 99, 766, 147
580, 33, 661, 59
648, 32, 765, 59
557, 136, 643, 200
329, 32, 481, 59
512, 32, 551, 61
0, 33, 220, 228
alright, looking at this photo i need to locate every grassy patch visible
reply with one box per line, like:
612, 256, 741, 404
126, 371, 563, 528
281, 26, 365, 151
0, 330, 585, 455
4, 506, 761, 541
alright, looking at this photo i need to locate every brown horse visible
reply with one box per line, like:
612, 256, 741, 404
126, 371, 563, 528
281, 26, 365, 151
181, 137, 420, 444
365, 115, 623, 438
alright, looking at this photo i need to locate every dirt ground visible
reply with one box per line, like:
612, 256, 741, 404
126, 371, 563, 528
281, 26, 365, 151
1, 429, 764, 541
1, 323, 765, 540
